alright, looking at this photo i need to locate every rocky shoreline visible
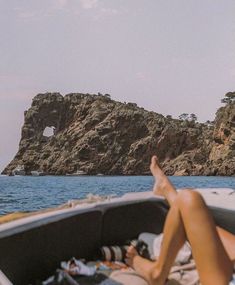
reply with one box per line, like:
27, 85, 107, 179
2, 92, 235, 176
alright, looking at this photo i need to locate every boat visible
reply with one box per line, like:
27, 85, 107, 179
12, 165, 25, 176
31, 171, 45, 176
0, 188, 234, 285
66, 170, 87, 176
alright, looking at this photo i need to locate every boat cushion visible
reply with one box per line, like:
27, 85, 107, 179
100, 200, 168, 245
0, 209, 103, 285
210, 206, 235, 234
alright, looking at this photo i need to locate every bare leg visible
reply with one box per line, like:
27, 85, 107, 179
149, 156, 233, 285
217, 226, 235, 262
127, 156, 234, 285
151, 155, 235, 262
150, 156, 177, 206
178, 191, 233, 285
151, 203, 187, 285
126, 204, 187, 285
128, 191, 234, 285
128, 193, 233, 285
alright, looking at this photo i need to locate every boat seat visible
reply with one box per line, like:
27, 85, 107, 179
0, 209, 103, 285
210, 206, 235, 234
100, 199, 168, 245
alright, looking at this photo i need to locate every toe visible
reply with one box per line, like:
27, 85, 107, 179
151, 155, 158, 165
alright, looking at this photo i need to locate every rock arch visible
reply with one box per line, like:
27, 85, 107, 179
43, 126, 55, 137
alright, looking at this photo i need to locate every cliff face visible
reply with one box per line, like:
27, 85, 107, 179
207, 102, 235, 175
3, 93, 235, 176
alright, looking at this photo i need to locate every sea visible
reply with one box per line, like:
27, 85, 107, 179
0, 175, 234, 215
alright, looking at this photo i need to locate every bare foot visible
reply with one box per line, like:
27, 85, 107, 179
150, 156, 166, 197
150, 155, 177, 205
150, 156, 162, 177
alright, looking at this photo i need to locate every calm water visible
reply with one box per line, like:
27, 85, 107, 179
0, 175, 234, 215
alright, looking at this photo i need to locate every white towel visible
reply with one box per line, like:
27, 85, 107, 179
61, 257, 96, 276
138, 232, 192, 264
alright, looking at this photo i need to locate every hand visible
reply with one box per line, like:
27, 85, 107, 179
125, 245, 139, 268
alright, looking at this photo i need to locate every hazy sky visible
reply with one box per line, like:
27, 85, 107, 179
0, 0, 235, 171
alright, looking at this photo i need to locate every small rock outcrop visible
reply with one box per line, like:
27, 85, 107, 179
2, 92, 235, 176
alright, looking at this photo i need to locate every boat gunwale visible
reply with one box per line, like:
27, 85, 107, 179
0, 196, 165, 239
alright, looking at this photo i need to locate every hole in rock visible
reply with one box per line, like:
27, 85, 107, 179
43, 126, 55, 137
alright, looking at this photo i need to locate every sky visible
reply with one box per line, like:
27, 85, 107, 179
0, 0, 235, 171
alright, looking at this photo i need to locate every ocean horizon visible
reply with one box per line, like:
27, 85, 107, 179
0, 175, 234, 215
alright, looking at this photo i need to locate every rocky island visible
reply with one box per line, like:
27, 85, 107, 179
2, 92, 235, 176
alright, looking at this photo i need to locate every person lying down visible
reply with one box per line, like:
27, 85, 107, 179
43, 156, 235, 285
122, 156, 235, 285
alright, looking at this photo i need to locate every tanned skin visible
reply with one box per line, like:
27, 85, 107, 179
125, 156, 235, 285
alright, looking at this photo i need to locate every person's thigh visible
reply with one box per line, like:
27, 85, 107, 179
178, 190, 233, 285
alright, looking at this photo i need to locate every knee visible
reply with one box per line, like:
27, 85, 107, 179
176, 190, 205, 210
